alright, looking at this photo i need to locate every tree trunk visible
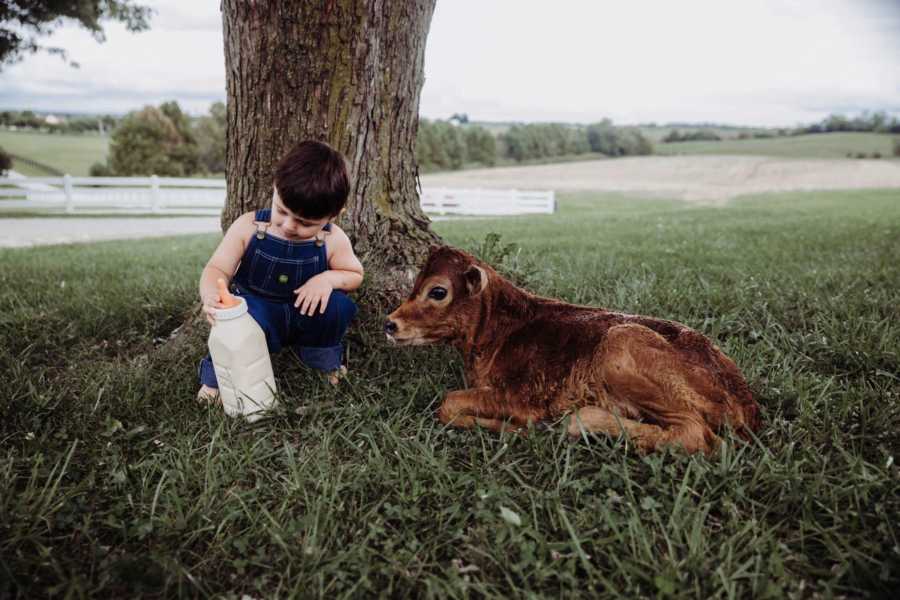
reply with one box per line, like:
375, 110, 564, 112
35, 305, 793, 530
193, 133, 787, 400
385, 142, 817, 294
221, 0, 440, 304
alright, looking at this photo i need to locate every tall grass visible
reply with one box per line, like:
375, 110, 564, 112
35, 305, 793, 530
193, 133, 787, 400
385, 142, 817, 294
1, 189, 898, 597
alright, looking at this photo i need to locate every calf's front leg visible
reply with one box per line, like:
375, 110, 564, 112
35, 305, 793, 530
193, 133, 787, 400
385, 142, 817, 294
438, 387, 530, 433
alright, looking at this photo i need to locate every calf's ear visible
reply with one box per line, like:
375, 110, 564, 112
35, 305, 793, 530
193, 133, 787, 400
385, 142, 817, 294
465, 265, 488, 295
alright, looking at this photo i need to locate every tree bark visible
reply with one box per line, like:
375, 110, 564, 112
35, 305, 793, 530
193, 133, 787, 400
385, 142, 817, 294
221, 0, 440, 303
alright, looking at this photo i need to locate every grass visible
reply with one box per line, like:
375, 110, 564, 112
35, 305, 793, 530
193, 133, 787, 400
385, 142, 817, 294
2, 189, 900, 597
653, 132, 897, 159
0, 129, 109, 176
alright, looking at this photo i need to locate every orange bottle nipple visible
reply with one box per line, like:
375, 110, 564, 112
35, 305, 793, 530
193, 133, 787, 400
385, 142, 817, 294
217, 278, 241, 308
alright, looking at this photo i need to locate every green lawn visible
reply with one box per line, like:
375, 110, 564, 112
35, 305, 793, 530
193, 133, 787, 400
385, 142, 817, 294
0, 129, 109, 176
2, 190, 899, 597
654, 131, 896, 159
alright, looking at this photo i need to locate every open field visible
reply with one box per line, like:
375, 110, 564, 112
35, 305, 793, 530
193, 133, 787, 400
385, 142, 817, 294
2, 189, 898, 597
0, 130, 109, 176
654, 132, 896, 159
421, 154, 900, 202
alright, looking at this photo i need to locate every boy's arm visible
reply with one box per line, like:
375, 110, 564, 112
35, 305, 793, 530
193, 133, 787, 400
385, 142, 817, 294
322, 225, 364, 291
199, 213, 253, 305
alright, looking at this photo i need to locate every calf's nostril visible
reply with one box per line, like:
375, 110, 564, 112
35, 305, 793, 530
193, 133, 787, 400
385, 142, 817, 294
384, 320, 398, 335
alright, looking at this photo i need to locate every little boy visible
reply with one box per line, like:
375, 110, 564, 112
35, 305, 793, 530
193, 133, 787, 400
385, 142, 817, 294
197, 140, 363, 401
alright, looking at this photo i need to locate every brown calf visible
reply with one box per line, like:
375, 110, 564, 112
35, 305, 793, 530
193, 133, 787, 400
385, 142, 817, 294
385, 246, 761, 454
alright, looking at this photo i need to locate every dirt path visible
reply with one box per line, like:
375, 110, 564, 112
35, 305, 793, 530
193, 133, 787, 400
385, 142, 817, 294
420, 155, 900, 203
0, 217, 221, 248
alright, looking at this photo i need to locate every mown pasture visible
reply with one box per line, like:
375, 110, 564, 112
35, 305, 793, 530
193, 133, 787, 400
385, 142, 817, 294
0, 130, 109, 176
653, 131, 896, 159
1, 189, 899, 597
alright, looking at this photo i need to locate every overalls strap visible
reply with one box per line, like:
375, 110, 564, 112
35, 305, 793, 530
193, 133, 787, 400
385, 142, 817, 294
254, 209, 271, 239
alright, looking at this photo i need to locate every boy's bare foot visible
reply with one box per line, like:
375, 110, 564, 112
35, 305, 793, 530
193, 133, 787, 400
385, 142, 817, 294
196, 384, 220, 404
326, 366, 348, 386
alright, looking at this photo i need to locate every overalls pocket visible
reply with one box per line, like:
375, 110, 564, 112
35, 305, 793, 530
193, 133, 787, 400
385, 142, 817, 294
248, 249, 319, 294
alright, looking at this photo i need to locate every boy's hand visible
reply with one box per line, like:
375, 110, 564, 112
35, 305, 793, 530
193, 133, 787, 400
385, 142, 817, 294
294, 274, 334, 316
201, 293, 226, 326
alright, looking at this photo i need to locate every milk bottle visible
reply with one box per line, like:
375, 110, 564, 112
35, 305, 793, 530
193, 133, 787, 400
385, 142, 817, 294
208, 279, 277, 421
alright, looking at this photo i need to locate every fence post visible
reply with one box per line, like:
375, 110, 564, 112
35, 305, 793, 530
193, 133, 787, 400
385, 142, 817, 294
549, 190, 556, 213
63, 174, 74, 214
150, 175, 161, 213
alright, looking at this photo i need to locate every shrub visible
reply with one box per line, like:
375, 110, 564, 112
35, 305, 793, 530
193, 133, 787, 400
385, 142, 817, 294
463, 126, 497, 167
585, 120, 652, 156
89, 162, 112, 176
105, 103, 201, 177
416, 119, 466, 170
0, 145, 11, 174
194, 102, 226, 174
662, 129, 721, 143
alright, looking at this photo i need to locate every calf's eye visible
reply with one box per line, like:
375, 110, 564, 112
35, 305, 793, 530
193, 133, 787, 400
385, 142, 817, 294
428, 287, 448, 301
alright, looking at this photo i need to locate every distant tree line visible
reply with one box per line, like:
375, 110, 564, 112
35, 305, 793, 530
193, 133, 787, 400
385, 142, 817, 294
416, 118, 653, 171
735, 130, 789, 140
416, 119, 494, 170
7, 104, 897, 177
0, 110, 119, 134
662, 129, 722, 143
797, 111, 900, 135
661, 110, 900, 144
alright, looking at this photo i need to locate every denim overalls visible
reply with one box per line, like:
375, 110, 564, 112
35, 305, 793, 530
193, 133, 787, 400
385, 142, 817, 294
199, 208, 358, 388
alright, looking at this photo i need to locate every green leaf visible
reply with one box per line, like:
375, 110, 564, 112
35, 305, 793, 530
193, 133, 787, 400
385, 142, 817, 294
499, 506, 522, 526
641, 496, 660, 511
654, 574, 676, 596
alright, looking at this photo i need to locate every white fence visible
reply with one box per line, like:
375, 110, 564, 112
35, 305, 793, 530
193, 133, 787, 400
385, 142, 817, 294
0, 175, 555, 217
421, 187, 555, 216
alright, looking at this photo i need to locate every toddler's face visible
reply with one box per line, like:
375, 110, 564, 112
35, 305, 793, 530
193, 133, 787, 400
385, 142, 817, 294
270, 190, 331, 241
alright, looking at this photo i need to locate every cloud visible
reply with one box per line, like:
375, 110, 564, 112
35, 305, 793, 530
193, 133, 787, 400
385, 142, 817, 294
421, 0, 900, 125
0, 16, 225, 114
147, 1, 222, 32
0, 0, 897, 125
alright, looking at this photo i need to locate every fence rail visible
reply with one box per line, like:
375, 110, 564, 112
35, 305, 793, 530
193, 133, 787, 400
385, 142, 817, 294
0, 175, 555, 217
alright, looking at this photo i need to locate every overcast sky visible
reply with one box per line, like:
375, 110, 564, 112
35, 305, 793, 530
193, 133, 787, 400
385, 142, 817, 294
1, 0, 898, 127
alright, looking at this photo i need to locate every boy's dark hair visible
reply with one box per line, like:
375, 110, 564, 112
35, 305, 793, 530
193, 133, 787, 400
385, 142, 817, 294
274, 140, 349, 219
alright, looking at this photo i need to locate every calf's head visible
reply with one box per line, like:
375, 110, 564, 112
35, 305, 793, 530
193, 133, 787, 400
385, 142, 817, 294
385, 246, 489, 345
